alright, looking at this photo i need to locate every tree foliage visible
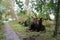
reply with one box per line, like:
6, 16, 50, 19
15, 0, 27, 16
31, 0, 50, 19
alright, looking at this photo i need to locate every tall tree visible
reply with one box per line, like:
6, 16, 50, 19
2, 0, 17, 21
25, 0, 32, 17
53, 0, 60, 37
0, 0, 3, 20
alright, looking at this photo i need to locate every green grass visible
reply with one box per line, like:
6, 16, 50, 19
10, 22, 41, 36
0, 26, 4, 40
9, 21, 60, 40
0, 31, 3, 40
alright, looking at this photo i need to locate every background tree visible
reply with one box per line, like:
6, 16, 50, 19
0, 0, 5, 27
0, 0, 2, 20
2, 0, 18, 21
31, 0, 51, 19
53, 0, 60, 37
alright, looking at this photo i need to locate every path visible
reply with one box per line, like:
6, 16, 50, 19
3, 22, 20, 40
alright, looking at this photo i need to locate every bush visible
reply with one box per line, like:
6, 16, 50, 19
0, 22, 4, 29
3, 18, 8, 21
26, 16, 31, 26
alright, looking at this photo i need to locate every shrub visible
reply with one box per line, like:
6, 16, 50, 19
0, 22, 4, 29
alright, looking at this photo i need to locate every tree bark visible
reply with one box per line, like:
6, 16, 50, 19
53, 0, 60, 37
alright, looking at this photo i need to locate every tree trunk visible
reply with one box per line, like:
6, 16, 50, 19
53, 0, 60, 37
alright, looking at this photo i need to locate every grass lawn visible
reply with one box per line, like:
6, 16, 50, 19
9, 21, 60, 40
